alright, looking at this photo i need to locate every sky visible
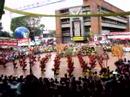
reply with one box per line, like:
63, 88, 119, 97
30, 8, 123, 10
1, 0, 130, 32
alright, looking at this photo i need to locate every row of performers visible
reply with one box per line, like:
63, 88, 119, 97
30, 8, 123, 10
16, 54, 37, 70
40, 54, 51, 72
0, 54, 37, 69
9, 52, 109, 76
52, 54, 61, 77
51, 52, 109, 77
78, 52, 109, 76
9, 54, 51, 72
52, 55, 75, 77
1, 53, 52, 72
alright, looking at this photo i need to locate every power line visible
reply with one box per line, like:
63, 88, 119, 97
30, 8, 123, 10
18, 0, 65, 10
4, 6, 130, 17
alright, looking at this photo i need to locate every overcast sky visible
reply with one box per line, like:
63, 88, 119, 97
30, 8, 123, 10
1, 0, 130, 32
5, 0, 130, 11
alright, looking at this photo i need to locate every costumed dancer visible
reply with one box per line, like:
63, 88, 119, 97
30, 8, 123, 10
22, 59, 27, 71
12, 60, 17, 69
52, 54, 60, 78
67, 56, 74, 77
97, 54, 104, 69
103, 51, 109, 67
40, 57, 47, 73
89, 53, 97, 69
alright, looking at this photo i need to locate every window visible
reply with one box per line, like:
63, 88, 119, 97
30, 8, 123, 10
60, 9, 69, 14
61, 18, 70, 24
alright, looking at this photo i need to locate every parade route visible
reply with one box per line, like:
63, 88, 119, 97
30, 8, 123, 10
0, 52, 129, 78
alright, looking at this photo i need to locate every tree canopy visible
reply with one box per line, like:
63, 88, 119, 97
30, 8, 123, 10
0, 31, 11, 37
11, 16, 45, 38
11, 16, 31, 32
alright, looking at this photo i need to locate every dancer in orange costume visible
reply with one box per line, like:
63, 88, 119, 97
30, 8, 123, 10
111, 45, 123, 59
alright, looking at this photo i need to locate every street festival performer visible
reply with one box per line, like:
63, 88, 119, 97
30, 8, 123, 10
52, 54, 61, 77
89, 53, 97, 68
19, 57, 27, 71
40, 54, 51, 73
56, 43, 66, 56
77, 54, 88, 76
67, 56, 74, 77
95, 45, 104, 68
12, 59, 17, 69
103, 51, 109, 67
111, 44, 123, 59
88, 46, 109, 69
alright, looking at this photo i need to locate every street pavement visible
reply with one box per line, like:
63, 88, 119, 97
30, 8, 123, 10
0, 52, 129, 78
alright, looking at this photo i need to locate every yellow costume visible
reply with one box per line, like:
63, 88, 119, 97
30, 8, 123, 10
111, 45, 123, 59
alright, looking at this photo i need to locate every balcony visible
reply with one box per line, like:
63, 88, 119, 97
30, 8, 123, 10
82, 6, 90, 12
84, 22, 91, 26
60, 17, 70, 19
61, 24, 70, 28
82, 8, 90, 12
84, 19, 90, 22
62, 32, 70, 36
60, 9, 69, 14
83, 17, 90, 22
61, 21, 70, 24
102, 22, 127, 29
103, 16, 128, 23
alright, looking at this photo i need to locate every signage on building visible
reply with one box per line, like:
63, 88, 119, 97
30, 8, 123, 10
17, 38, 30, 46
107, 32, 130, 40
69, 7, 84, 41
72, 36, 84, 41
107, 35, 130, 40
0, 39, 17, 46
108, 32, 130, 35
72, 20, 81, 36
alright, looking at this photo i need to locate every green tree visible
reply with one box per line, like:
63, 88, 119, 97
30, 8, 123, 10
39, 24, 45, 31
0, 31, 11, 37
11, 16, 27, 32
34, 28, 42, 36
34, 24, 45, 36
49, 30, 56, 37
11, 16, 44, 38
86, 31, 94, 41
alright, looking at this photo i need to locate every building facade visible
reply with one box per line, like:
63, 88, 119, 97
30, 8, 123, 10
56, 0, 129, 43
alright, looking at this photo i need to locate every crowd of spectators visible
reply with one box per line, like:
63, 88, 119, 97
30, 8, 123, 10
0, 58, 130, 97
0, 45, 55, 64
0, 48, 18, 63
